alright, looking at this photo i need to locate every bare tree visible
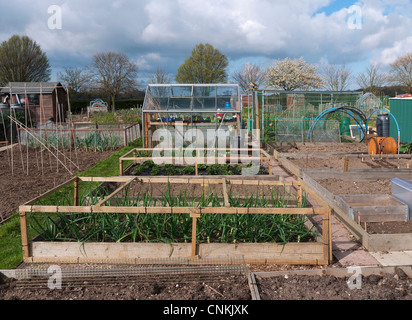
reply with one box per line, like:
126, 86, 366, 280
89, 52, 138, 111
356, 63, 387, 94
389, 53, 412, 93
322, 64, 352, 91
266, 57, 324, 91
57, 67, 91, 94
231, 62, 266, 93
149, 66, 171, 84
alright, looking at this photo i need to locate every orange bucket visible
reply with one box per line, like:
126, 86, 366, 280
368, 137, 397, 155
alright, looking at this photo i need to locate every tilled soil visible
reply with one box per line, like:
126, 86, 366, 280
317, 178, 391, 195
276, 144, 412, 235
256, 268, 412, 300
2, 266, 412, 300
0, 146, 117, 223
273, 143, 369, 154
289, 156, 412, 170
0, 274, 251, 300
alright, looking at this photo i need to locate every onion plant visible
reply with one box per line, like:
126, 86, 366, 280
28, 181, 317, 245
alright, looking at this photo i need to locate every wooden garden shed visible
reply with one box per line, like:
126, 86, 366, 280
0, 82, 67, 124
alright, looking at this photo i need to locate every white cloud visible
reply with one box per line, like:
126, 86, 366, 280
373, 36, 412, 66
1, 0, 412, 80
135, 52, 167, 71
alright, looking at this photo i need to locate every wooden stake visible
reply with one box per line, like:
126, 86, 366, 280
222, 178, 230, 207
195, 161, 198, 176
343, 156, 349, 172
297, 184, 303, 207
269, 158, 272, 175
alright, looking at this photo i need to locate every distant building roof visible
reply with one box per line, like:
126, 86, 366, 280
0, 82, 65, 94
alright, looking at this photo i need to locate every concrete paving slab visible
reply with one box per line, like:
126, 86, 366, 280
370, 251, 412, 266
333, 240, 361, 251
334, 249, 380, 266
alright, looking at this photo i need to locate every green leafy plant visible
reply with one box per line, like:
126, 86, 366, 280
401, 142, 412, 154
182, 166, 195, 175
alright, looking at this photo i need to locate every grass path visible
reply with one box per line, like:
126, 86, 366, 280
0, 139, 142, 269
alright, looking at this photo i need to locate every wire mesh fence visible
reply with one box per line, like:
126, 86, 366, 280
2, 257, 248, 289
18, 123, 140, 150
269, 119, 341, 144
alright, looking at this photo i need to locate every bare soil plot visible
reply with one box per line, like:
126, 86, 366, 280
256, 269, 412, 300
273, 142, 369, 154
289, 156, 411, 170
272, 142, 412, 236
317, 178, 390, 195
0, 146, 116, 223
0, 274, 251, 300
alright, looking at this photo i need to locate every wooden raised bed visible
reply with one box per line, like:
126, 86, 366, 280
302, 171, 412, 252
265, 142, 412, 253
18, 176, 332, 265
119, 147, 275, 176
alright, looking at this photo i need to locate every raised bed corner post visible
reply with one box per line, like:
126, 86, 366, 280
119, 157, 123, 176
322, 208, 332, 264
19, 211, 30, 260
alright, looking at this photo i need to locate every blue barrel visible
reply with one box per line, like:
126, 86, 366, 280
225, 102, 231, 109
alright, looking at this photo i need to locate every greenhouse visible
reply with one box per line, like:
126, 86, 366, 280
142, 84, 242, 148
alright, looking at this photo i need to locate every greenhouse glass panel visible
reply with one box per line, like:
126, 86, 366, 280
193, 85, 216, 111
169, 85, 193, 110
216, 86, 238, 111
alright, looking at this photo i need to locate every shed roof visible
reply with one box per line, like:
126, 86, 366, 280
0, 82, 65, 94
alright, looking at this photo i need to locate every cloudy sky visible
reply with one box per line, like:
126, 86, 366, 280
1, 0, 412, 89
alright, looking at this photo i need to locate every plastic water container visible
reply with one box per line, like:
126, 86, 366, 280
340, 117, 351, 136
225, 102, 230, 109
377, 114, 390, 137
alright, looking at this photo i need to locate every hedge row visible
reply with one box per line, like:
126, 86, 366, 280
70, 99, 144, 114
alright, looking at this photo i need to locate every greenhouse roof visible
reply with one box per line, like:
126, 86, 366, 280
143, 84, 241, 113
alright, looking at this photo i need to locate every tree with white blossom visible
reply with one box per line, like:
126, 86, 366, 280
266, 57, 324, 91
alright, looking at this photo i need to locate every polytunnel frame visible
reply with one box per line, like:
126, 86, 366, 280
307, 107, 367, 143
